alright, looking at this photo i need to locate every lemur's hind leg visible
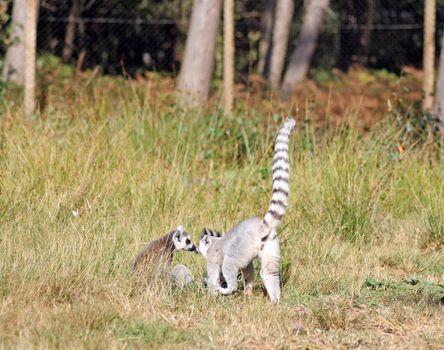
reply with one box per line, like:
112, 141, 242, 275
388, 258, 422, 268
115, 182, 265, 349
259, 234, 281, 304
219, 256, 239, 295
242, 262, 254, 296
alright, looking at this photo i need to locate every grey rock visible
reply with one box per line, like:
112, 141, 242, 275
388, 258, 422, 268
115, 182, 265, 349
171, 264, 194, 289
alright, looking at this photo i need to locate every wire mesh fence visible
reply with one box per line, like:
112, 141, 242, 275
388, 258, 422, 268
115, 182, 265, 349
38, 16, 180, 75
3, 0, 444, 78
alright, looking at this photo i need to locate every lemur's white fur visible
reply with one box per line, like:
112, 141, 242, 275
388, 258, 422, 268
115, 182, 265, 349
204, 118, 296, 303
198, 229, 226, 287
198, 228, 223, 258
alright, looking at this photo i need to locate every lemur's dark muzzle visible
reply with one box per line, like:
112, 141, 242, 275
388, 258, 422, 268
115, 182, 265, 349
190, 245, 197, 253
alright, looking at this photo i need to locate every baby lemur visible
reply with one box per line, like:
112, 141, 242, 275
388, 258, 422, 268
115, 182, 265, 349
198, 228, 222, 257
132, 226, 196, 272
203, 118, 296, 303
198, 228, 226, 288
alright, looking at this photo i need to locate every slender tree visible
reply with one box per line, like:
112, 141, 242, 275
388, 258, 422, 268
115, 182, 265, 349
63, 0, 80, 63
223, 0, 234, 112
281, 0, 330, 100
434, 30, 444, 130
359, 0, 375, 64
258, 0, 276, 76
2, 0, 26, 84
178, 0, 222, 107
268, 0, 294, 89
423, 0, 436, 112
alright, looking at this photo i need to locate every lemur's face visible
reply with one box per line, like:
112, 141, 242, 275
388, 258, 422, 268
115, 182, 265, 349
197, 235, 212, 258
172, 226, 196, 252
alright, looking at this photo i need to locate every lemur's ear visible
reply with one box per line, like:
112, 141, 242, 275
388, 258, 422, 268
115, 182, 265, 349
174, 230, 182, 242
176, 225, 184, 232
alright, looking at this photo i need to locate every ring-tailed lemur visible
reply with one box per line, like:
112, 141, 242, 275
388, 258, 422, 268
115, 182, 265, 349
204, 118, 296, 303
198, 228, 223, 258
199, 230, 282, 297
132, 226, 196, 272
198, 228, 227, 288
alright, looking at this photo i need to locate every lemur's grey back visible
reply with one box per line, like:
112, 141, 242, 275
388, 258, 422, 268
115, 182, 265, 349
262, 118, 296, 232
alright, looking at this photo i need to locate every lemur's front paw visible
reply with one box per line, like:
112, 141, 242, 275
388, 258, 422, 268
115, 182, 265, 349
218, 287, 234, 295
243, 288, 253, 296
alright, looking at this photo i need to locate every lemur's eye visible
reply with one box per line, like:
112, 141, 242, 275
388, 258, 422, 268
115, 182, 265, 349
185, 238, 191, 245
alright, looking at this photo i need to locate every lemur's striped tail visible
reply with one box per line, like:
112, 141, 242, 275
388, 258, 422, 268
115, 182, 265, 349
200, 228, 223, 239
261, 118, 296, 234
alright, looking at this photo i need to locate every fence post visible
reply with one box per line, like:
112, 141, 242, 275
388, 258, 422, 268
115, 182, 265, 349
24, 0, 38, 115
423, 0, 436, 112
435, 30, 444, 130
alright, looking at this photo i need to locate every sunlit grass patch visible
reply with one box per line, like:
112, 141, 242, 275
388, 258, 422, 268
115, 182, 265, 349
115, 320, 192, 347
360, 276, 444, 305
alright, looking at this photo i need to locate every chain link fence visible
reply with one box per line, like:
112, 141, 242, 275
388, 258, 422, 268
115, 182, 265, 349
4, 1, 444, 78
38, 16, 180, 75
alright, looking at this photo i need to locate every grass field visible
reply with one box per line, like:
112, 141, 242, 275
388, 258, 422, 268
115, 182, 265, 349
0, 72, 443, 349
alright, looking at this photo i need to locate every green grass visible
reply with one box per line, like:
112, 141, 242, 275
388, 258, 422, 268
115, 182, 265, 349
0, 74, 443, 349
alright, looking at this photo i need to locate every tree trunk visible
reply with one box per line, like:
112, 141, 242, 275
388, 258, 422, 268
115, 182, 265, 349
268, 0, 294, 89
281, 0, 330, 100
258, 0, 276, 77
75, 15, 86, 73
434, 30, 444, 129
223, 0, 234, 112
62, 0, 80, 63
178, 0, 222, 107
423, 0, 436, 112
2, 0, 27, 85
24, 0, 38, 115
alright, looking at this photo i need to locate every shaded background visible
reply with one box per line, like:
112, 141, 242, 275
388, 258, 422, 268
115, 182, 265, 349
24, 0, 444, 77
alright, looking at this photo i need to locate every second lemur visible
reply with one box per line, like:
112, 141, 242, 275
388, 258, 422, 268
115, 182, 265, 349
204, 118, 296, 303
132, 226, 196, 272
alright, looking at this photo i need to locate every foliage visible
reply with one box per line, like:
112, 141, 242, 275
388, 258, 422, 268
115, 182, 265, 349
0, 0, 11, 49
387, 96, 443, 155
